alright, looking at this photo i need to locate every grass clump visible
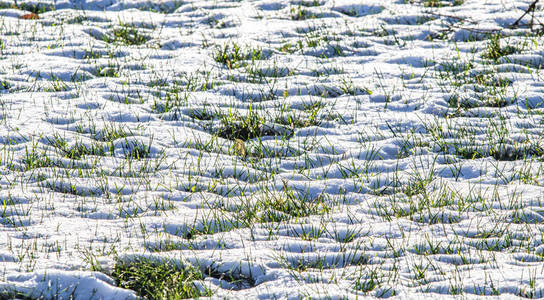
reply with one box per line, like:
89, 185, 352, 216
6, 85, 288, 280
93, 65, 120, 78
238, 185, 331, 224
0, 290, 33, 300
82, 49, 103, 59
214, 106, 294, 142
354, 268, 384, 294
274, 112, 320, 128
216, 109, 265, 141
482, 34, 518, 61
338, 8, 358, 17
1, 80, 10, 90
456, 144, 543, 161
214, 43, 264, 69
413, 0, 464, 7
93, 124, 134, 142
104, 24, 150, 46
423, 0, 444, 7
48, 135, 107, 160
274, 101, 325, 128
256, 191, 329, 223
112, 257, 209, 300
121, 139, 153, 159
290, 6, 316, 21
294, 0, 322, 7
21, 144, 54, 171
11, 2, 55, 14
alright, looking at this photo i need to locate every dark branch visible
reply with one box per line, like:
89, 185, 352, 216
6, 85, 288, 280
510, 0, 540, 28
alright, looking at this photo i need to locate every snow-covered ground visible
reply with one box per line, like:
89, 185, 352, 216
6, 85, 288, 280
1, 0, 544, 298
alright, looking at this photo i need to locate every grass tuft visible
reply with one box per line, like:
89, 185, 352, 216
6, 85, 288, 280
290, 6, 316, 21
1, 80, 10, 90
216, 110, 264, 141
481, 34, 518, 61
214, 43, 265, 69
104, 24, 150, 46
112, 257, 209, 300
215, 108, 293, 141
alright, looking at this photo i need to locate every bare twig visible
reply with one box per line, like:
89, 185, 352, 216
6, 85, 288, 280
510, 0, 542, 29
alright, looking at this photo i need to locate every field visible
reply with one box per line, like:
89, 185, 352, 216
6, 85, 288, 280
1, 0, 544, 298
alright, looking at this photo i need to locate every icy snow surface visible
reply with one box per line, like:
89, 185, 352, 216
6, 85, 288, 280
1, 0, 544, 298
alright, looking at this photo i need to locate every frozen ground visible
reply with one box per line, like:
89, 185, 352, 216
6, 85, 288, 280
1, 0, 544, 298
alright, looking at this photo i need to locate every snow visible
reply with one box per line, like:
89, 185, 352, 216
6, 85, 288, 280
1, 0, 544, 298
1, 270, 137, 299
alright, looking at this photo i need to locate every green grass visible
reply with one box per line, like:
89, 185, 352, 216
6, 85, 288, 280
92, 124, 134, 142
290, 6, 317, 21
21, 143, 55, 171
1, 80, 10, 90
213, 107, 295, 142
104, 24, 150, 46
93, 65, 120, 77
121, 139, 153, 159
481, 34, 519, 61
47, 135, 109, 160
0, 290, 35, 300
112, 258, 209, 299
414, 0, 464, 7
273, 101, 325, 128
215, 109, 266, 141
9, 2, 55, 14
295, 0, 322, 7
243, 189, 331, 223
214, 43, 265, 69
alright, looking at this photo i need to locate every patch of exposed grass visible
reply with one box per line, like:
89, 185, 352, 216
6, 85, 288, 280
290, 6, 317, 21
188, 106, 220, 121
214, 107, 295, 142
214, 43, 265, 69
273, 101, 325, 128
13, 2, 55, 14
482, 34, 519, 61
0, 290, 34, 300
152, 91, 188, 114
257, 192, 329, 223
104, 24, 150, 46
82, 49, 103, 59
354, 268, 384, 294
456, 144, 543, 161
216, 109, 266, 141
93, 65, 120, 78
1, 80, 10, 90
94, 125, 134, 142
409, 0, 464, 7
112, 257, 209, 300
239, 187, 331, 224
65, 15, 88, 24
294, 0, 322, 7
21, 143, 55, 171
48, 135, 108, 160
121, 139, 153, 159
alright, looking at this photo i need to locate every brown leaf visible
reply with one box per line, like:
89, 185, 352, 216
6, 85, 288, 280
20, 13, 39, 20
234, 139, 247, 157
